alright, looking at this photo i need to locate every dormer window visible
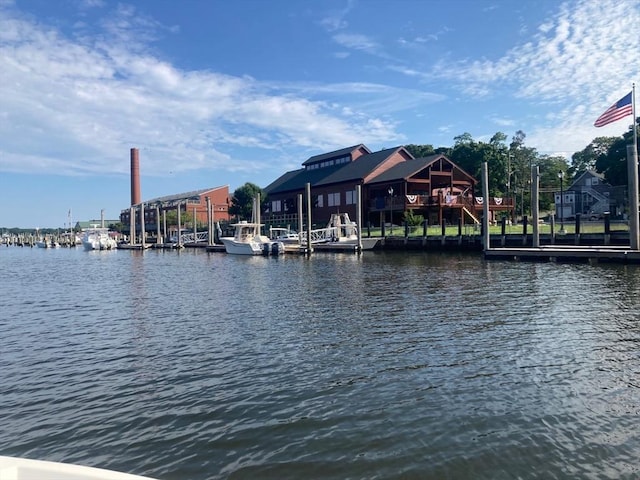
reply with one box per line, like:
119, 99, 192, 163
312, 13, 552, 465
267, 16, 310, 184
304, 154, 352, 170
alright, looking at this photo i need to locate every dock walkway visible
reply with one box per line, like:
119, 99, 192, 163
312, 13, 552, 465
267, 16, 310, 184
484, 245, 640, 264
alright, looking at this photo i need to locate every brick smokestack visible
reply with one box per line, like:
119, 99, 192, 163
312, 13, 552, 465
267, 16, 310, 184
130, 147, 141, 206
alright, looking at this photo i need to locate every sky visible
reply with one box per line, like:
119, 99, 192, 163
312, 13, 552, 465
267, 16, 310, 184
1, 0, 639, 229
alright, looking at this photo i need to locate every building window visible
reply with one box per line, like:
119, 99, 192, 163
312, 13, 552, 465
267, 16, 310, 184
271, 200, 282, 212
315, 194, 324, 208
345, 190, 356, 205
328, 192, 340, 207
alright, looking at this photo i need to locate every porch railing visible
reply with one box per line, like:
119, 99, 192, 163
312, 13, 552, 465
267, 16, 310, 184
371, 194, 514, 211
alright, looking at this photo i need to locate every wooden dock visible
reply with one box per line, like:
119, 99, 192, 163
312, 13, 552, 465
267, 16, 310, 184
484, 245, 640, 264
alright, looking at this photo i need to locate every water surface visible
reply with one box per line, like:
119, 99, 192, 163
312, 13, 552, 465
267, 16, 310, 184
1, 247, 639, 479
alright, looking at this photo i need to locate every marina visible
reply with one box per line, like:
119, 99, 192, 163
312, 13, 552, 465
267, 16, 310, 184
2, 3, 639, 477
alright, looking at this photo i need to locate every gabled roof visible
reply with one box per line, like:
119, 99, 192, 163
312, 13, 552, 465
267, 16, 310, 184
366, 155, 442, 184
140, 186, 227, 207
264, 164, 345, 195
315, 146, 408, 186
570, 169, 607, 188
366, 154, 476, 185
302, 144, 370, 166
263, 169, 303, 194
265, 146, 407, 195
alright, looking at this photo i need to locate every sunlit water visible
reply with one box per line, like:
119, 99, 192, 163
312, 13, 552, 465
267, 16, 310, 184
1, 246, 640, 479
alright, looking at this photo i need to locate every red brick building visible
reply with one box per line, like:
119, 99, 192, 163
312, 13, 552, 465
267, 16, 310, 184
120, 186, 230, 237
264, 144, 513, 228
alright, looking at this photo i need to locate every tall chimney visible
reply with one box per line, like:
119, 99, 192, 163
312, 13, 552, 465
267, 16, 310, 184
130, 148, 141, 206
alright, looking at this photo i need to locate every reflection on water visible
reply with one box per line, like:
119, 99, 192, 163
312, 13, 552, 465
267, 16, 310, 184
1, 248, 640, 479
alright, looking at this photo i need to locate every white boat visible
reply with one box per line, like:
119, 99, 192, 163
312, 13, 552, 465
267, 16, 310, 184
220, 221, 284, 255
221, 195, 284, 255
82, 226, 118, 251
302, 213, 380, 251
36, 239, 60, 248
60, 231, 83, 247
0, 456, 158, 480
268, 227, 299, 244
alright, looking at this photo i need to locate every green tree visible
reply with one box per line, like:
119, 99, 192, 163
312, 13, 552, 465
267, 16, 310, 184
570, 136, 616, 176
509, 130, 539, 216
229, 183, 265, 220
447, 132, 510, 196
404, 144, 436, 158
403, 210, 424, 227
164, 209, 200, 229
537, 154, 569, 212
450, 132, 479, 178
593, 118, 639, 186
485, 132, 509, 196
595, 136, 632, 186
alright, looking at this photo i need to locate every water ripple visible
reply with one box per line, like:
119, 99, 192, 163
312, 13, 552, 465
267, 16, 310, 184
2, 249, 640, 479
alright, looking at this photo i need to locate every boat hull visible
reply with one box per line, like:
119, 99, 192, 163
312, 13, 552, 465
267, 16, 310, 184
82, 229, 118, 251
83, 241, 117, 251
0, 456, 157, 480
312, 237, 380, 251
220, 238, 285, 255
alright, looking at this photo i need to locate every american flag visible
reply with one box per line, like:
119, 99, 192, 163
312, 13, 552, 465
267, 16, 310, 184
594, 91, 633, 127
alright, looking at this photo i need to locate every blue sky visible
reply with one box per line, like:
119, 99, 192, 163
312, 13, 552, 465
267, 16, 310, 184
1, 0, 639, 228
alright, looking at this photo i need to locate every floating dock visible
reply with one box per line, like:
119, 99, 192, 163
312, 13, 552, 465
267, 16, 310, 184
484, 245, 640, 264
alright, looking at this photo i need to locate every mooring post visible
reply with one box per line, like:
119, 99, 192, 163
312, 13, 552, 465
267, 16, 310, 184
156, 206, 161, 245
306, 183, 313, 254
356, 184, 363, 252
206, 197, 212, 246
532, 165, 540, 248
129, 206, 135, 246
481, 162, 490, 252
140, 202, 146, 249
628, 144, 639, 250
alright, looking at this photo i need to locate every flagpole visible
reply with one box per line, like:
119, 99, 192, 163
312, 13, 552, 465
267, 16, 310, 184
630, 83, 639, 250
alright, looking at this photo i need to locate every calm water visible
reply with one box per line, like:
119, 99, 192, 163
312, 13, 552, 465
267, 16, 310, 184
1, 246, 640, 479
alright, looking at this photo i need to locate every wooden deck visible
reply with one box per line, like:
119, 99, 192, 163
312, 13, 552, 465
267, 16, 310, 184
484, 245, 640, 264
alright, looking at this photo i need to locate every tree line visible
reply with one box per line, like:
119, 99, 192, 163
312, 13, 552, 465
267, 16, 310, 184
229, 119, 639, 219
406, 121, 638, 216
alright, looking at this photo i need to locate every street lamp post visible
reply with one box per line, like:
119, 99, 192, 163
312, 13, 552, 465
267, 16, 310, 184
388, 186, 394, 235
558, 171, 565, 234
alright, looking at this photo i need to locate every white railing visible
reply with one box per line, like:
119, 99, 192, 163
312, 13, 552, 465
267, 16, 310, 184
299, 227, 338, 244
180, 231, 208, 243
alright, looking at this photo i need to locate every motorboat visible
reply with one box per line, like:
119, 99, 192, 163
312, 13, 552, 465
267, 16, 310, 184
0, 456, 158, 480
220, 195, 284, 255
220, 221, 284, 255
82, 226, 118, 251
36, 239, 60, 248
301, 213, 379, 251
60, 231, 83, 247
268, 227, 299, 244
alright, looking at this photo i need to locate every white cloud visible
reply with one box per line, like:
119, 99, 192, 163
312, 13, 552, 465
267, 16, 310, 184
426, 0, 640, 155
319, 0, 356, 32
0, 3, 405, 178
332, 33, 380, 53
435, 0, 640, 106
